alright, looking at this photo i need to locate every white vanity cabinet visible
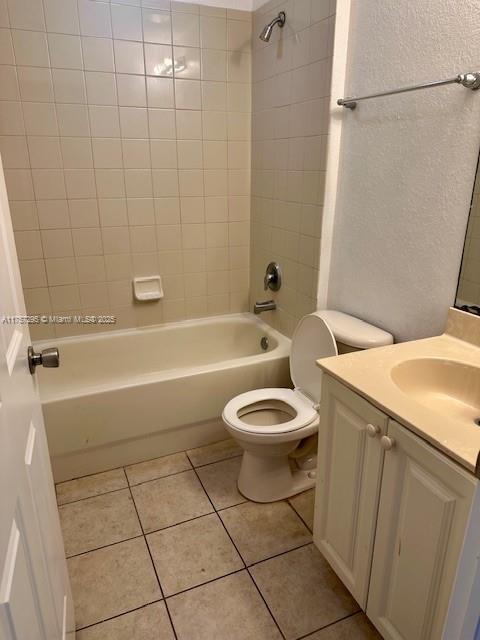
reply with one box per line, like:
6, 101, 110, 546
314, 375, 478, 640
314, 375, 388, 608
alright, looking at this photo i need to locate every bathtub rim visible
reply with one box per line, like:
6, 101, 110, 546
35, 313, 291, 403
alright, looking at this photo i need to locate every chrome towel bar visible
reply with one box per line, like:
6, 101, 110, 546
338, 71, 480, 109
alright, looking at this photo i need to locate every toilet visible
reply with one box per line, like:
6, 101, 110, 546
222, 310, 394, 502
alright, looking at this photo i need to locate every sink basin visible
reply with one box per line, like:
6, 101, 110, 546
391, 358, 480, 425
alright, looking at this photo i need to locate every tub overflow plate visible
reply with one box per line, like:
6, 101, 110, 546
260, 336, 269, 351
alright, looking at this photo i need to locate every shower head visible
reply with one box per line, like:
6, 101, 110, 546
259, 11, 286, 42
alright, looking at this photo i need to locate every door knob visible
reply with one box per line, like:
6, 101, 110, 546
28, 346, 60, 374
366, 423, 380, 438
380, 435, 396, 451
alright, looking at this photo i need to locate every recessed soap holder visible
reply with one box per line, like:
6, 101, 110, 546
133, 276, 164, 302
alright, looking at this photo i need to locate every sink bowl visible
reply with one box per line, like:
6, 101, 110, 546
391, 358, 480, 425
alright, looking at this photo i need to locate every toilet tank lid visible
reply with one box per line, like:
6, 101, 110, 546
317, 310, 394, 349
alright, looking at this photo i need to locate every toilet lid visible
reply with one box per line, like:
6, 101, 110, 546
290, 313, 338, 403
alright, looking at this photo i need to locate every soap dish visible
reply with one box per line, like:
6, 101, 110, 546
133, 276, 164, 302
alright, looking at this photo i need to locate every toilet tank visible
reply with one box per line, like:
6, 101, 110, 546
317, 310, 394, 354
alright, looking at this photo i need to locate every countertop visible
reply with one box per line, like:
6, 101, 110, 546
317, 329, 480, 477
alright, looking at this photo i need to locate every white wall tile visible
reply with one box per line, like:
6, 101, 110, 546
142, 9, 172, 44
82, 36, 115, 72
114, 40, 145, 74
7, 0, 45, 31
44, 0, 79, 35
111, 4, 143, 42
78, 0, 112, 38
48, 34, 83, 69
12, 30, 49, 67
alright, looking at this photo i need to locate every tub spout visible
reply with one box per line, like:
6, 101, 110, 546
254, 300, 276, 314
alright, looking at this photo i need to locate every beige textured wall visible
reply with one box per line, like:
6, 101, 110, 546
0, 0, 252, 339
457, 163, 480, 306
250, 0, 335, 336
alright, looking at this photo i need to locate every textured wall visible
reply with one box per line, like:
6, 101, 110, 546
327, 0, 480, 342
250, 0, 336, 336
0, 0, 252, 339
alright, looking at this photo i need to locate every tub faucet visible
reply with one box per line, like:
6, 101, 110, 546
254, 300, 276, 314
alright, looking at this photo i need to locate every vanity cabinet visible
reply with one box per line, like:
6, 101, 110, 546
314, 375, 477, 640
314, 375, 388, 608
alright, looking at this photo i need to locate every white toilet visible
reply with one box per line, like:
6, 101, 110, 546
222, 310, 393, 502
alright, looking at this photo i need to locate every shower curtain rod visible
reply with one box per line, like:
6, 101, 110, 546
337, 71, 480, 109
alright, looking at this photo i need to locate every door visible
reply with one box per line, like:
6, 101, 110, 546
367, 420, 476, 640
0, 159, 74, 638
313, 375, 388, 608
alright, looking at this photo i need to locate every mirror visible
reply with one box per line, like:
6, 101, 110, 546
456, 162, 480, 314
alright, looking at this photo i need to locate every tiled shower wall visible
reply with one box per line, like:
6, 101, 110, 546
0, 0, 252, 339
250, 0, 335, 336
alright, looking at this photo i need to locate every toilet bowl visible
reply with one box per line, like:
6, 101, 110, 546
222, 310, 394, 503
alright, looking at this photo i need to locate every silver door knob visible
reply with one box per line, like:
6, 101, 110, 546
380, 435, 396, 451
366, 423, 380, 438
28, 346, 60, 374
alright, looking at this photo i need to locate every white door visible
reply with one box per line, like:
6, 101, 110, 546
0, 159, 74, 638
313, 375, 388, 608
367, 420, 476, 640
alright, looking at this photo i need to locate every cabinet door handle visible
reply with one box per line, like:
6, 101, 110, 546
366, 423, 380, 438
380, 435, 396, 451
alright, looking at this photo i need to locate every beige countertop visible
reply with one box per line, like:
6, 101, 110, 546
317, 310, 480, 477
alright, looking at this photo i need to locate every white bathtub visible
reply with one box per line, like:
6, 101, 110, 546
37, 314, 291, 482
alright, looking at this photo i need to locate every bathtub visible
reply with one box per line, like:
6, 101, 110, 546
36, 314, 291, 482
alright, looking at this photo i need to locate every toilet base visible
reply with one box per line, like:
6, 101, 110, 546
237, 450, 316, 503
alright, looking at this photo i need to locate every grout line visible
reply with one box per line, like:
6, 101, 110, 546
191, 464, 286, 640
126, 480, 179, 640
143, 509, 215, 536
75, 598, 165, 633
66, 533, 144, 560
246, 540, 313, 570
285, 495, 314, 533
295, 611, 364, 640
164, 566, 245, 601
57, 484, 130, 507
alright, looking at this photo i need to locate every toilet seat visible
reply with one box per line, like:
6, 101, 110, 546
222, 388, 318, 435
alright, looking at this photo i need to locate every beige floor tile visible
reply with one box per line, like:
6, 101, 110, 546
125, 452, 192, 486
56, 468, 127, 505
76, 602, 175, 640
147, 513, 243, 596
167, 571, 282, 640
219, 500, 311, 565
59, 489, 142, 557
288, 488, 315, 531
131, 470, 213, 533
196, 456, 246, 509
187, 438, 242, 467
250, 544, 359, 640
68, 537, 161, 629
303, 613, 382, 639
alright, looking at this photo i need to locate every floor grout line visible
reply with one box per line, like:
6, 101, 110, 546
285, 497, 314, 533
57, 484, 131, 507
191, 464, 287, 640
66, 533, 145, 560
75, 599, 165, 633
127, 483, 180, 640
295, 611, 363, 640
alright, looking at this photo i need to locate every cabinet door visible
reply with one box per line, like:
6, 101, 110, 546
367, 420, 476, 640
313, 375, 388, 608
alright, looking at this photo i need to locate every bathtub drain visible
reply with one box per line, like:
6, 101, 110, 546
260, 336, 269, 351
474, 418, 480, 427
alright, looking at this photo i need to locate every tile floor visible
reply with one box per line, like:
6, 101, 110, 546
56, 438, 382, 640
